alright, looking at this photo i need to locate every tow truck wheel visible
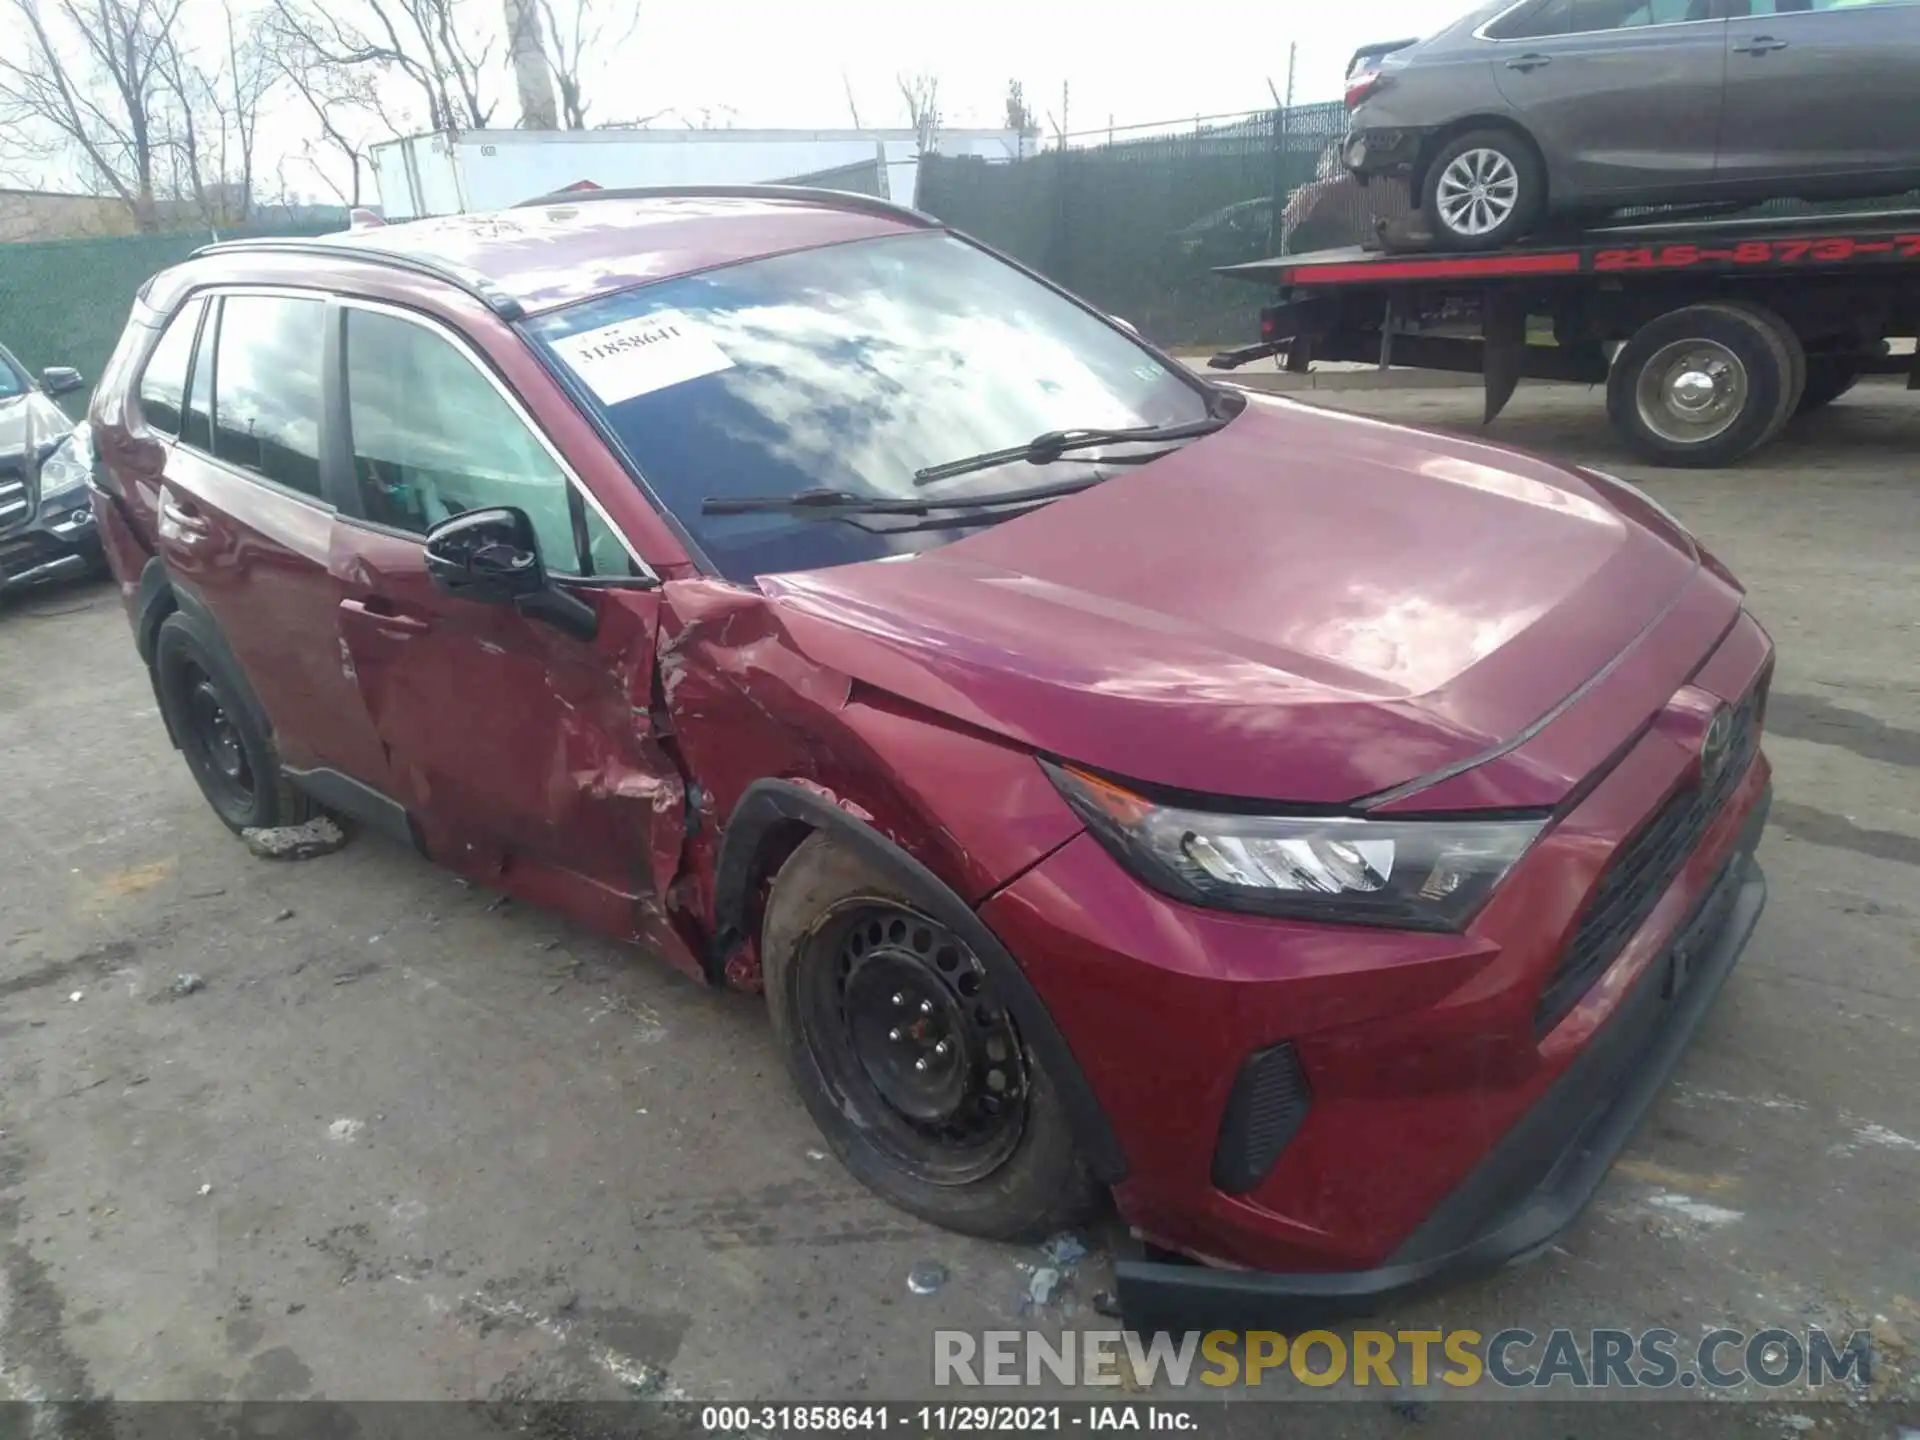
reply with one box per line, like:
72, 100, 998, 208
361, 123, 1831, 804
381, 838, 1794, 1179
1421, 129, 1544, 251
1607, 302, 1805, 467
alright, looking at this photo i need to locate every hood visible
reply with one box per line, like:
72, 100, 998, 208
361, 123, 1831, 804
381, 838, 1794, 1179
760, 397, 1707, 808
0, 389, 71, 465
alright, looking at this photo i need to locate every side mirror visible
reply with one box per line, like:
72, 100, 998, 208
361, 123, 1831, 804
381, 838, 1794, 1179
423, 506, 597, 640
41, 366, 83, 397
425, 507, 545, 602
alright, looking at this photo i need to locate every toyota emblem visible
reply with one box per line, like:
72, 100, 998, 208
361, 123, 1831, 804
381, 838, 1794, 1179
1700, 705, 1734, 785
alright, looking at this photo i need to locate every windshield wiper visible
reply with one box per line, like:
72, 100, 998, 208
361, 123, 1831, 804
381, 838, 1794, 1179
701, 476, 1107, 517
911, 416, 1228, 487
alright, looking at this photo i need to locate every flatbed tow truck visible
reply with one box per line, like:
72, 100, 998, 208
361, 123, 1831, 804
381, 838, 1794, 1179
1208, 208, 1920, 466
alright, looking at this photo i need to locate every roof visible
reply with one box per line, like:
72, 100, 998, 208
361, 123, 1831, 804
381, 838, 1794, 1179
224, 192, 928, 315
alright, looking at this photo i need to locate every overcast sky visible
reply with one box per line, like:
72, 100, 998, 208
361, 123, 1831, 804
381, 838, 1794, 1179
238, 0, 1458, 202
513, 0, 1450, 135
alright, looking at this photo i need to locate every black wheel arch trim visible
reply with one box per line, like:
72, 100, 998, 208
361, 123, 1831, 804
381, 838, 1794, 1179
148, 570, 277, 751
133, 554, 177, 667
713, 777, 1128, 1184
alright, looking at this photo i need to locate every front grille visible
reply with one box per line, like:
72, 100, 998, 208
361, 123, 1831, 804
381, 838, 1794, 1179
1211, 1041, 1311, 1194
1534, 677, 1767, 1034
0, 528, 66, 576
0, 459, 28, 533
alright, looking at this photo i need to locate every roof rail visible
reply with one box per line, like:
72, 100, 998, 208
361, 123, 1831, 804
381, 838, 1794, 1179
510, 182, 939, 229
189, 236, 526, 320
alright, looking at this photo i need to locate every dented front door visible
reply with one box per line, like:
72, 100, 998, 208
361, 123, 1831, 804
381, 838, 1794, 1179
335, 523, 686, 946
325, 298, 688, 958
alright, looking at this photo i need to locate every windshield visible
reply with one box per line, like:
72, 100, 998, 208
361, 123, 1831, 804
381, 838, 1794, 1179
525, 231, 1213, 581
0, 346, 27, 400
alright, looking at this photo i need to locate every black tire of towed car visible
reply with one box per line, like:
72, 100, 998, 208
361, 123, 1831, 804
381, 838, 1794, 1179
152, 611, 315, 832
1606, 302, 1806, 468
1419, 128, 1546, 252
760, 832, 1099, 1242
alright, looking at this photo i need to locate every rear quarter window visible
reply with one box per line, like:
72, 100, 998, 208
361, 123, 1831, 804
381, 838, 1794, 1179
1485, 0, 1577, 36
136, 298, 204, 436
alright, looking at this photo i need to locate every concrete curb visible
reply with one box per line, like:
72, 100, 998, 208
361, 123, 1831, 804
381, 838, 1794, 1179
1210, 369, 1488, 393
1175, 354, 1488, 392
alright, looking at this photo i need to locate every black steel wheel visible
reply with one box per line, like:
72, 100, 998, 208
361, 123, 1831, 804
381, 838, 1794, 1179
801, 900, 1029, 1185
762, 834, 1097, 1240
181, 662, 257, 815
153, 610, 313, 832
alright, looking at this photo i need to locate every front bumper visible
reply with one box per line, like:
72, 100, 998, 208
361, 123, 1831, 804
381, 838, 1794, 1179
0, 495, 102, 592
979, 603, 1773, 1317
1116, 794, 1768, 1331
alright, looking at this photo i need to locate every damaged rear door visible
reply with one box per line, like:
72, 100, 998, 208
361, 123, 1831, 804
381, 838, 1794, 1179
329, 300, 692, 962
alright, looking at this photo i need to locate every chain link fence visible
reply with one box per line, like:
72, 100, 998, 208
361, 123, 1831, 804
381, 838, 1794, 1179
918, 103, 1369, 347
919, 105, 1920, 349
0, 222, 343, 412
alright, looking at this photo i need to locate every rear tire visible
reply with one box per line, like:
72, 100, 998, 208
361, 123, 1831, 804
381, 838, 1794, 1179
761, 833, 1098, 1242
1421, 129, 1545, 251
153, 611, 314, 832
1607, 302, 1804, 467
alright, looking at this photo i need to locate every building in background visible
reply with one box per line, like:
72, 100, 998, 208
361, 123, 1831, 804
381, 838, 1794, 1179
369, 127, 1033, 219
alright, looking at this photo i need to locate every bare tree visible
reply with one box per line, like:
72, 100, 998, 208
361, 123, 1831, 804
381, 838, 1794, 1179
260, 10, 399, 207
1004, 80, 1037, 137
156, 9, 277, 226
530, 0, 638, 130
896, 71, 939, 152
0, 0, 191, 230
268, 0, 497, 134
504, 0, 557, 128
841, 68, 862, 129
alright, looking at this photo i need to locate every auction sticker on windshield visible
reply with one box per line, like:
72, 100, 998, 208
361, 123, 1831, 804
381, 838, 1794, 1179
551, 309, 734, 404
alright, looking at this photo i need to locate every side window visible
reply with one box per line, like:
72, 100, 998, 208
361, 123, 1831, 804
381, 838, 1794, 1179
1747, 0, 1907, 12
1582, 0, 1696, 25
212, 295, 326, 497
343, 308, 588, 575
137, 298, 203, 436
182, 302, 215, 452
1489, 0, 1577, 38
582, 501, 640, 579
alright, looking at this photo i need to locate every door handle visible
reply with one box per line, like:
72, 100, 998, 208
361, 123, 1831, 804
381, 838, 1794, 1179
340, 596, 431, 636
1734, 35, 1788, 54
158, 493, 210, 537
1505, 52, 1552, 71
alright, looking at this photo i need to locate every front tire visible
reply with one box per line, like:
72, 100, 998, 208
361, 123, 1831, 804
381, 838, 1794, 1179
1421, 129, 1545, 251
761, 833, 1097, 1241
1607, 302, 1804, 467
153, 611, 314, 832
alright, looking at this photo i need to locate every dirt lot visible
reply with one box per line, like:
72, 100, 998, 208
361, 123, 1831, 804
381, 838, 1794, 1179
2, 382, 1917, 1431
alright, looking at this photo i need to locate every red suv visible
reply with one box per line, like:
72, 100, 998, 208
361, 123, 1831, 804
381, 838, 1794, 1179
89, 187, 1771, 1329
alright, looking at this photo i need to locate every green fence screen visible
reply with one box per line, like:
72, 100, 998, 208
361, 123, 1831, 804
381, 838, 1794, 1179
0, 223, 342, 414
919, 104, 1356, 348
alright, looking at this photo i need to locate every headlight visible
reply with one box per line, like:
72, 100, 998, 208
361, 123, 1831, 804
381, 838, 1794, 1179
1044, 761, 1544, 931
36, 430, 91, 503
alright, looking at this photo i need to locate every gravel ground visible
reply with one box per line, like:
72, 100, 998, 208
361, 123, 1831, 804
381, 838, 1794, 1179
1, 382, 1916, 1435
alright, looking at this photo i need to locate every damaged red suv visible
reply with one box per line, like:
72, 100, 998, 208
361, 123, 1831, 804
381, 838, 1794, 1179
88, 188, 1770, 1328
